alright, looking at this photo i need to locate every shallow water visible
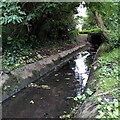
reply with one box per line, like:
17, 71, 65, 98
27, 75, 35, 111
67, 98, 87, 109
2, 50, 92, 118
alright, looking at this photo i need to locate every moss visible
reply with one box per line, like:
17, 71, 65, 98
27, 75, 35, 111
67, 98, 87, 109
2, 74, 19, 93
46, 63, 53, 69
32, 70, 40, 77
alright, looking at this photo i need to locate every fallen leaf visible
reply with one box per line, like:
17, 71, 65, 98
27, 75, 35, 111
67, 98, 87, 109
65, 78, 70, 80
67, 73, 72, 75
12, 95, 16, 98
30, 100, 35, 104
93, 66, 97, 70
41, 85, 50, 89
37, 54, 43, 59
55, 74, 59, 76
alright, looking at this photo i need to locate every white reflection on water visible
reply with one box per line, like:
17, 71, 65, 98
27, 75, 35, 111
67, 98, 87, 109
73, 51, 90, 95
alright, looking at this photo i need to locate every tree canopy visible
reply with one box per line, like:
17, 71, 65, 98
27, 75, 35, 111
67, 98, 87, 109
1, 1, 119, 69
82, 2, 119, 48
1, 2, 80, 48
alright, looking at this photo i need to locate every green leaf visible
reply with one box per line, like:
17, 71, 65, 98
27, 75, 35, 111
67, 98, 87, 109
97, 97, 102, 102
86, 88, 93, 95
107, 106, 112, 111
81, 94, 86, 101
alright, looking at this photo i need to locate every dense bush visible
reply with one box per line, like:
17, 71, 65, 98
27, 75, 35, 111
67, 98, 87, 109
1, 2, 80, 48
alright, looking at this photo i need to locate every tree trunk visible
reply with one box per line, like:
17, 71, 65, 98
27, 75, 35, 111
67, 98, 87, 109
94, 11, 108, 39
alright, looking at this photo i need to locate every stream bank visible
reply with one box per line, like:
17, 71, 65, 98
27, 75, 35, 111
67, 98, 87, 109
74, 36, 119, 118
1, 44, 89, 103
2, 44, 93, 118
2, 33, 102, 119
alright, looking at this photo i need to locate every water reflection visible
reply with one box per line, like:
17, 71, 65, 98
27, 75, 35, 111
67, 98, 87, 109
72, 51, 91, 95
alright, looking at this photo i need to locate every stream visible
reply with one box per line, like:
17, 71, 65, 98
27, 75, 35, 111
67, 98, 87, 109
2, 48, 93, 118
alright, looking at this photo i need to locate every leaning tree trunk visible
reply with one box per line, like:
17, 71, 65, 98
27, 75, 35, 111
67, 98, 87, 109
94, 11, 108, 39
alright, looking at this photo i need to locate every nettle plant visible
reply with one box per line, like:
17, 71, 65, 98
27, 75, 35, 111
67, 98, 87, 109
96, 97, 120, 119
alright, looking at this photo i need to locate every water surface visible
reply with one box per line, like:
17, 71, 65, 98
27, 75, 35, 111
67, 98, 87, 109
2, 50, 92, 118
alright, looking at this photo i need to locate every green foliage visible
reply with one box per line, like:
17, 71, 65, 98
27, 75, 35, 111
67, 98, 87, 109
83, 2, 119, 48
86, 88, 93, 95
96, 98, 120, 118
99, 2, 119, 48
94, 46, 119, 119
81, 27, 102, 33
82, 7, 97, 30
2, 2, 80, 69
74, 88, 93, 102
2, 2, 80, 45
96, 48, 119, 98
3, 46, 32, 70
98, 48, 118, 64
0, 1, 26, 25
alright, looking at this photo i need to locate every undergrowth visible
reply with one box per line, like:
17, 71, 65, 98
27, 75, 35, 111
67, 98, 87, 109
2, 40, 78, 71
95, 47, 120, 118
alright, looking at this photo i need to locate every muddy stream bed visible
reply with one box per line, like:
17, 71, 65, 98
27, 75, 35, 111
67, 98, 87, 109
2, 48, 93, 118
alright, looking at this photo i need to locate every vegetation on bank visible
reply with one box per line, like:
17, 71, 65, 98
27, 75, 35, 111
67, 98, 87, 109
2, 41, 80, 71
2, 2, 119, 71
60, 47, 119, 119
82, 2, 119, 48
97, 47, 119, 98
70, 46, 119, 119
95, 47, 119, 118
72, 2, 119, 119
1, 1, 119, 119
1, 2, 80, 71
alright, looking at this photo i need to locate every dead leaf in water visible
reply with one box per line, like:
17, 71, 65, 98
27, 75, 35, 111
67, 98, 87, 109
65, 78, 70, 80
12, 95, 16, 98
93, 66, 97, 70
67, 73, 72, 75
37, 54, 43, 59
41, 85, 50, 89
30, 100, 35, 104
56, 79, 60, 82
55, 74, 59, 76
66, 97, 73, 99
60, 114, 70, 119
40, 97, 43, 99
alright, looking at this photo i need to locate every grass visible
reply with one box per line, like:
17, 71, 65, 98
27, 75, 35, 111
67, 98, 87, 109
96, 47, 119, 98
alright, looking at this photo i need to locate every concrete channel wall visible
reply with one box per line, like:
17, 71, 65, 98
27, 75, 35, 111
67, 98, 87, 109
1, 44, 87, 103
